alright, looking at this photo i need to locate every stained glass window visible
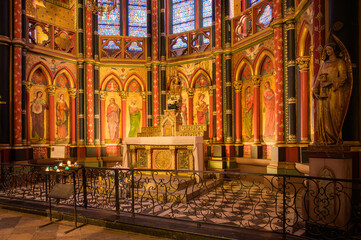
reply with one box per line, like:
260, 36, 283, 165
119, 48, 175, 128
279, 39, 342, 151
172, 0, 195, 34
258, 5, 272, 27
98, 0, 120, 36
202, 0, 212, 27
128, 0, 147, 37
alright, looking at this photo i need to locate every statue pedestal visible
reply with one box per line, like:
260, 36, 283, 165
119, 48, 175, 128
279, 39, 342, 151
305, 145, 354, 229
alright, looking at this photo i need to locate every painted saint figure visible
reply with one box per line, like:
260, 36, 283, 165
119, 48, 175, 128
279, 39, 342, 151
180, 101, 188, 125
107, 98, 120, 142
31, 91, 48, 140
128, 98, 141, 137
312, 42, 351, 144
244, 86, 254, 139
56, 94, 69, 139
263, 81, 275, 138
195, 93, 208, 125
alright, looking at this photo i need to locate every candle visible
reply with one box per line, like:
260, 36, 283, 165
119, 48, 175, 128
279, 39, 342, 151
67, 160, 71, 166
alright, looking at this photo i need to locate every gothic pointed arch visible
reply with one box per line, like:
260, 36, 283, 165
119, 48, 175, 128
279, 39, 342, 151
124, 73, 145, 92
190, 68, 211, 88
100, 73, 123, 91
298, 21, 312, 57
234, 57, 253, 82
28, 62, 52, 86
254, 49, 274, 75
53, 68, 76, 88
168, 71, 189, 90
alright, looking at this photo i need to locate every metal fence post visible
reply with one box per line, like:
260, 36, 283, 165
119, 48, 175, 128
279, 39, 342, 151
282, 175, 286, 239
131, 169, 135, 217
82, 166, 87, 208
115, 169, 120, 214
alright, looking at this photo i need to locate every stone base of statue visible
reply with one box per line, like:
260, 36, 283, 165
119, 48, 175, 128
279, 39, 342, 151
304, 145, 354, 229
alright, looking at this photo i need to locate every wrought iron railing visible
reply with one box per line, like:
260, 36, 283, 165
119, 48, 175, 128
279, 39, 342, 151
232, 0, 274, 46
1, 163, 361, 239
27, 18, 76, 56
99, 36, 146, 62
167, 27, 212, 59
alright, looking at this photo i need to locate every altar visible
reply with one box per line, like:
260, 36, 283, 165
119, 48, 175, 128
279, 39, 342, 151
122, 74, 207, 172
122, 136, 204, 171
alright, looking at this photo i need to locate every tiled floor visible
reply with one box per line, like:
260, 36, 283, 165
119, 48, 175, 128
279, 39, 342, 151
0, 208, 171, 240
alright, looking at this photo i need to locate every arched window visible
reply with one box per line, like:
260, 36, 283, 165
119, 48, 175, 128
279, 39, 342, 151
170, 0, 213, 34
128, 0, 147, 37
98, 0, 147, 37
98, 0, 121, 36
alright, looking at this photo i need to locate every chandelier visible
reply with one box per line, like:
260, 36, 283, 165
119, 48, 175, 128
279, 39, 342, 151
86, 0, 117, 14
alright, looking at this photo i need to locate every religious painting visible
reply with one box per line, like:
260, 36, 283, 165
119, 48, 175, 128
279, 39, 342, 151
241, 65, 253, 142
260, 56, 275, 142
105, 79, 122, 143
55, 73, 70, 144
193, 74, 209, 125
168, 73, 188, 125
126, 80, 142, 137
30, 68, 48, 143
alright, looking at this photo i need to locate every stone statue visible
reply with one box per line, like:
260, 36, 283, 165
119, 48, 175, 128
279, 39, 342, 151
312, 35, 353, 145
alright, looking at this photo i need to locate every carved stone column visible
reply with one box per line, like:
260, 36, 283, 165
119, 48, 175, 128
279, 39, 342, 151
121, 91, 127, 139
296, 56, 311, 143
252, 75, 261, 144
47, 85, 56, 144
233, 81, 242, 143
69, 88, 77, 145
208, 86, 213, 139
99, 91, 106, 144
25, 82, 32, 145
142, 91, 147, 127
187, 88, 194, 125
273, 0, 285, 144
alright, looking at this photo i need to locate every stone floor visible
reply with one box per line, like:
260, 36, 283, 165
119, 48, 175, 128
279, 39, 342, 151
0, 208, 171, 240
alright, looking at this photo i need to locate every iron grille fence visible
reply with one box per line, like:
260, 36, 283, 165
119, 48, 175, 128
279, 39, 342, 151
0, 163, 361, 239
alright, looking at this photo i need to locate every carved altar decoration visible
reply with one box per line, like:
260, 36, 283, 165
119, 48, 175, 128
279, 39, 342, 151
123, 73, 208, 173
138, 72, 209, 138
312, 34, 353, 145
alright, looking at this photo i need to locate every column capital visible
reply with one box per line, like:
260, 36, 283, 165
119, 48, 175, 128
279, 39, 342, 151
69, 88, 77, 98
296, 56, 311, 71
233, 80, 242, 92
187, 88, 195, 97
208, 86, 213, 96
120, 91, 128, 100
25, 82, 32, 92
99, 90, 106, 100
141, 91, 147, 100
251, 75, 261, 87
47, 85, 56, 95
